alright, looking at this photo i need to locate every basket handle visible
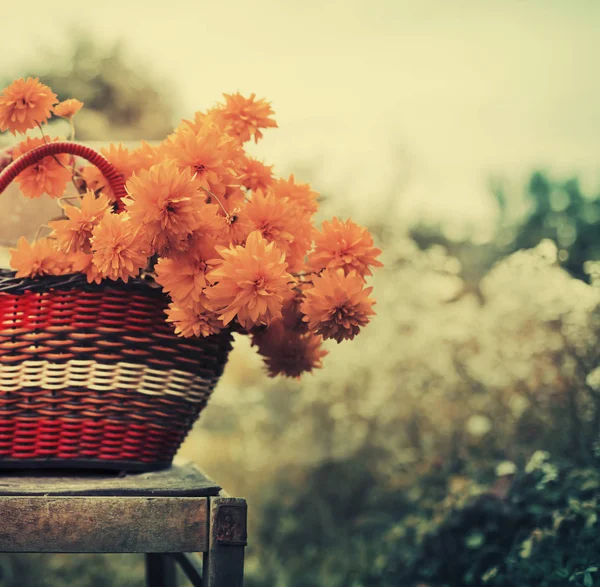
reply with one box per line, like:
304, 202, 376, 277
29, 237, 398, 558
0, 141, 127, 201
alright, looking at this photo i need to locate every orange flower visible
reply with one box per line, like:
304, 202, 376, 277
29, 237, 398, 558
207, 199, 252, 246
166, 200, 249, 252
70, 251, 103, 284
181, 203, 229, 245
272, 175, 319, 217
90, 213, 149, 282
279, 292, 310, 333
49, 191, 111, 253
223, 210, 253, 247
205, 231, 293, 329
129, 141, 162, 173
246, 190, 294, 250
124, 162, 205, 255
54, 99, 83, 119
80, 165, 114, 200
179, 109, 220, 134
9, 236, 62, 278
222, 184, 246, 209
165, 302, 223, 338
55, 252, 82, 275
240, 157, 274, 192
214, 93, 277, 143
252, 321, 327, 378
163, 125, 242, 198
300, 269, 375, 343
155, 238, 218, 307
245, 189, 312, 272
0, 78, 57, 134
101, 143, 137, 180
307, 217, 383, 278
12, 136, 71, 198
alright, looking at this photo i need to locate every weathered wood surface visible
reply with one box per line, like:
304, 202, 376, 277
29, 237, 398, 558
0, 496, 208, 553
203, 496, 247, 587
0, 460, 221, 497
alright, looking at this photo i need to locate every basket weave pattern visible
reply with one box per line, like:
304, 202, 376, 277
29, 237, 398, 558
0, 270, 232, 470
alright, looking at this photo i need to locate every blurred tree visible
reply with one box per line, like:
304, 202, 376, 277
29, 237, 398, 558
410, 172, 600, 294
2, 32, 175, 141
507, 172, 600, 282
0, 33, 176, 249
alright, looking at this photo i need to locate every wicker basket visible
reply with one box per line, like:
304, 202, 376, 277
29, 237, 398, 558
0, 270, 233, 471
0, 141, 236, 471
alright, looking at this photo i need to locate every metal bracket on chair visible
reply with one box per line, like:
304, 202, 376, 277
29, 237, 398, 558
215, 503, 247, 546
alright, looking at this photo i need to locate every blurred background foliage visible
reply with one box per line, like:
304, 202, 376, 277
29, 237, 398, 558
2, 29, 600, 587
0, 33, 174, 143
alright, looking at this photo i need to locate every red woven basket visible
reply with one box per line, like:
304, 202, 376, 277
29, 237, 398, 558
0, 271, 232, 471
0, 142, 233, 471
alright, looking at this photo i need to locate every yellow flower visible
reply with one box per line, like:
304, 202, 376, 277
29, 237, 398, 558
165, 302, 223, 338
205, 231, 293, 329
10, 237, 62, 278
155, 237, 218, 307
301, 269, 376, 343
307, 217, 383, 278
90, 213, 149, 282
124, 161, 204, 255
252, 321, 327, 378
0, 78, 57, 134
245, 189, 313, 272
12, 136, 71, 199
272, 175, 319, 217
54, 99, 83, 119
70, 251, 103, 284
101, 143, 136, 180
163, 125, 243, 199
80, 165, 115, 201
214, 93, 277, 143
49, 191, 111, 253
240, 157, 274, 192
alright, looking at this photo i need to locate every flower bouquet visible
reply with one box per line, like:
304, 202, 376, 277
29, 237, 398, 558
0, 78, 382, 470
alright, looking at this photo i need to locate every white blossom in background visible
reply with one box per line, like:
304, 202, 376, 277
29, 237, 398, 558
183, 236, 600, 493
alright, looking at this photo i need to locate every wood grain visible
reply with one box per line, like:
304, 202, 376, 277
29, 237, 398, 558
0, 496, 208, 553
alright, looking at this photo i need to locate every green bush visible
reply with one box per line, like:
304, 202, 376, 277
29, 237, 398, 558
248, 453, 600, 587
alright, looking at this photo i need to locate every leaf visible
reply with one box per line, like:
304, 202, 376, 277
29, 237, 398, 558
520, 537, 533, 559
465, 531, 485, 549
584, 571, 594, 587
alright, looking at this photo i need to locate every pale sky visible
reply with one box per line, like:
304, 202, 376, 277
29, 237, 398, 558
1, 0, 599, 230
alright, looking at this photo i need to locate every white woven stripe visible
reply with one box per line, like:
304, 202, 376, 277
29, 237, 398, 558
0, 360, 217, 402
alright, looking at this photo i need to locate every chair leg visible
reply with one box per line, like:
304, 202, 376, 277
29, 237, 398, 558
203, 497, 247, 587
145, 553, 178, 587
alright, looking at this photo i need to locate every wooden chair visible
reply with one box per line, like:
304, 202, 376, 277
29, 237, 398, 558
0, 460, 247, 586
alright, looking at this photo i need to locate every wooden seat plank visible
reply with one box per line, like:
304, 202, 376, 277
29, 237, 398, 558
0, 460, 220, 497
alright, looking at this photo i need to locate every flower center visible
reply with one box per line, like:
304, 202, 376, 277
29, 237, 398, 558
334, 303, 354, 323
